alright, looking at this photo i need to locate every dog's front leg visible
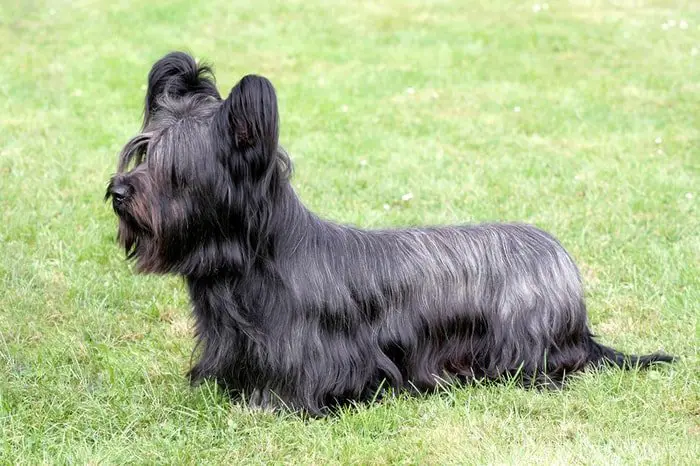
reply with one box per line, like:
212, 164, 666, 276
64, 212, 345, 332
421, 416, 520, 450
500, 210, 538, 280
247, 386, 287, 412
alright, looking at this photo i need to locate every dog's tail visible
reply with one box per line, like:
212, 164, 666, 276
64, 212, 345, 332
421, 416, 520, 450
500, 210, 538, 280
587, 337, 675, 370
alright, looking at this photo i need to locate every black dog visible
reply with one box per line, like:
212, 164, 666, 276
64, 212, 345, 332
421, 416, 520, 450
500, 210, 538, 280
107, 52, 673, 415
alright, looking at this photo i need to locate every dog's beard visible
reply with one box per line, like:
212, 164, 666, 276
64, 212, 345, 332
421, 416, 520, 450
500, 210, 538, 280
117, 219, 140, 260
114, 210, 165, 273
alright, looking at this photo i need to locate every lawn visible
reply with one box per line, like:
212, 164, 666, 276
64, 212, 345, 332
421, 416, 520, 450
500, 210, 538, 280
1, 0, 698, 463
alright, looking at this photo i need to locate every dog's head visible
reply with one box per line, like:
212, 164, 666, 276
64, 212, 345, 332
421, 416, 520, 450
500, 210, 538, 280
106, 52, 288, 275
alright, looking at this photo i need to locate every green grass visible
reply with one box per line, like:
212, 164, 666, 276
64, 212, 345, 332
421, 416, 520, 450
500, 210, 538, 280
1, 0, 699, 463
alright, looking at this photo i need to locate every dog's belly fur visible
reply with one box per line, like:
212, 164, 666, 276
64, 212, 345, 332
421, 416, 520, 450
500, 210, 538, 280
188, 222, 590, 413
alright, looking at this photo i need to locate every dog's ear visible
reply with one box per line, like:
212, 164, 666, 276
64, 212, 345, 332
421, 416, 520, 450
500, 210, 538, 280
219, 75, 279, 159
143, 51, 220, 127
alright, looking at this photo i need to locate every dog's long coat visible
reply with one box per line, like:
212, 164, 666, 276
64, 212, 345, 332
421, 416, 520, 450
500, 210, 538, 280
107, 52, 673, 415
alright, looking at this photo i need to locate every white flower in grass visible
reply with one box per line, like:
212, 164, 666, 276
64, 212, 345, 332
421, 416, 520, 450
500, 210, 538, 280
340, 104, 349, 113
532, 4, 541, 13
691, 47, 699, 56
401, 192, 413, 202
406, 87, 415, 95
680, 20, 688, 30
383, 204, 391, 210
513, 106, 521, 113
685, 192, 693, 200
661, 23, 669, 30
657, 149, 664, 155
655, 137, 663, 144
359, 159, 368, 167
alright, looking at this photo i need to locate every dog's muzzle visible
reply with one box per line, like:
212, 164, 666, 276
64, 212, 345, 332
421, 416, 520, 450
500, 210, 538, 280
108, 183, 130, 213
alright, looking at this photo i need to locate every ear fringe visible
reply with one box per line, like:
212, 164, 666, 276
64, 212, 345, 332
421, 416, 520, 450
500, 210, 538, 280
144, 51, 220, 128
214, 74, 280, 177
226, 75, 279, 152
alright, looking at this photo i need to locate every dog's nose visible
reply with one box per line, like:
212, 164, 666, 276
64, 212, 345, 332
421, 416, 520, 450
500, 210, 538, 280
110, 184, 129, 204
